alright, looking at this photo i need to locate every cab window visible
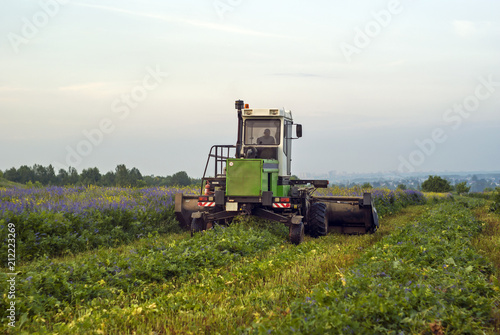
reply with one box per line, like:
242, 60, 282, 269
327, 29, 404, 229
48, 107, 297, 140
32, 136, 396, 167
244, 119, 281, 145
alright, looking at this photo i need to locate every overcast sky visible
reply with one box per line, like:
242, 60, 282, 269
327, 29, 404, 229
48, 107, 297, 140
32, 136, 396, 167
1, 0, 499, 178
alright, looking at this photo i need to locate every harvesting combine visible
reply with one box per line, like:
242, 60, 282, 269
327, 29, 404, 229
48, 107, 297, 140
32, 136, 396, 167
175, 100, 379, 244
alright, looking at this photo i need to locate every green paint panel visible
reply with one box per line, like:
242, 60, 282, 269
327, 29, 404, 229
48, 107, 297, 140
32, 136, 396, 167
270, 172, 278, 194
226, 159, 263, 196
277, 184, 290, 197
262, 172, 268, 192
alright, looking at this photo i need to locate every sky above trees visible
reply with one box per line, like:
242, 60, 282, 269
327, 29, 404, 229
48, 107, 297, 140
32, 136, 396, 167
1, 0, 499, 177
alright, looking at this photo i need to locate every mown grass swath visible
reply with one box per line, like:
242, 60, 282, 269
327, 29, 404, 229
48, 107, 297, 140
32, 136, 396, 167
0, 220, 286, 333
108, 206, 428, 334
252, 199, 499, 334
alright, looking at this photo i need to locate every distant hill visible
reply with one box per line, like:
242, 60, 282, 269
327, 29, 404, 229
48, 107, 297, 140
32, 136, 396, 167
0, 177, 25, 188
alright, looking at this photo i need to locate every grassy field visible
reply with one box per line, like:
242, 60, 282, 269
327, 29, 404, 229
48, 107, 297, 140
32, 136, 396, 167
0, 178, 24, 189
1, 187, 498, 334
253, 199, 499, 334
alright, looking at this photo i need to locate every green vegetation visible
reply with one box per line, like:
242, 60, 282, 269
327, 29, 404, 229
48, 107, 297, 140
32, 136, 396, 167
0, 198, 426, 334
455, 181, 471, 195
0, 221, 286, 333
421, 175, 452, 193
0, 177, 25, 189
397, 183, 407, 190
472, 204, 500, 276
1, 187, 498, 334
0, 187, 187, 261
252, 200, 499, 334
361, 182, 372, 189
491, 188, 500, 214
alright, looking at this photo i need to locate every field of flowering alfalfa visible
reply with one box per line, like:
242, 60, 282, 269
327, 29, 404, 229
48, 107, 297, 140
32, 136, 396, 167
0, 186, 197, 261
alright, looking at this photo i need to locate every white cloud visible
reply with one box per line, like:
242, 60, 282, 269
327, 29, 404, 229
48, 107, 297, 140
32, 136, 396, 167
58, 82, 110, 91
57, 81, 136, 95
72, 2, 286, 38
453, 20, 500, 38
0, 86, 27, 92
453, 20, 477, 37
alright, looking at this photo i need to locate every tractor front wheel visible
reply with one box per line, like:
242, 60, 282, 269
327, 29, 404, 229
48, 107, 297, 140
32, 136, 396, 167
289, 222, 304, 245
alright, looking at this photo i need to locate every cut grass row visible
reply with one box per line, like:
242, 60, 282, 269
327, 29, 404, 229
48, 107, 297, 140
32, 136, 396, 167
252, 199, 500, 334
472, 204, 500, 274
472, 203, 500, 332
0, 221, 285, 330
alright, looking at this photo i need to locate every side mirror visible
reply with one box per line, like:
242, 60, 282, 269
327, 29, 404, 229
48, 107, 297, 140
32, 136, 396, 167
296, 124, 302, 138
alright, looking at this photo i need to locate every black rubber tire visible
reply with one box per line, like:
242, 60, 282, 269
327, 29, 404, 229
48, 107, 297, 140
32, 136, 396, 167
289, 222, 304, 245
306, 202, 328, 238
191, 217, 205, 236
369, 207, 379, 234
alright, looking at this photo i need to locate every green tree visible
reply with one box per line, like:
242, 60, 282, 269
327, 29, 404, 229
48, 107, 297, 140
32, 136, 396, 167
129, 167, 143, 187
171, 171, 191, 186
470, 178, 490, 192
56, 167, 79, 185
57, 168, 69, 185
397, 184, 407, 190
18, 165, 35, 184
46, 164, 57, 185
33, 164, 48, 184
68, 167, 79, 185
101, 171, 115, 186
81, 167, 101, 185
3, 167, 19, 182
421, 175, 452, 192
455, 181, 471, 195
115, 164, 130, 187
361, 182, 373, 189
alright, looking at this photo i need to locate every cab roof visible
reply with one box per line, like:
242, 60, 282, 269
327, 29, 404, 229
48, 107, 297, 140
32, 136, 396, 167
242, 108, 293, 120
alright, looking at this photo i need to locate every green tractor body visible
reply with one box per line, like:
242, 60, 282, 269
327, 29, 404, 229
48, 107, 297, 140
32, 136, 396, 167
226, 159, 275, 196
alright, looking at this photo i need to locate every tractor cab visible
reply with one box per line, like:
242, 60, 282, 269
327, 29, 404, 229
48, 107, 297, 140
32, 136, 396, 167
236, 101, 302, 178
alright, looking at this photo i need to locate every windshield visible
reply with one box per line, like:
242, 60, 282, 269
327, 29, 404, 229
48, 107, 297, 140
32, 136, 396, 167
244, 119, 281, 145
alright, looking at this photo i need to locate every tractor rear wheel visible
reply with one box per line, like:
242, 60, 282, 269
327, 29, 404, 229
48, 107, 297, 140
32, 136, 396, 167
289, 222, 304, 245
306, 202, 328, 238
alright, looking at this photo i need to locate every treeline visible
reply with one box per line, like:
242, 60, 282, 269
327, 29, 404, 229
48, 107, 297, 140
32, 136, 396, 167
0, 164, 201, 187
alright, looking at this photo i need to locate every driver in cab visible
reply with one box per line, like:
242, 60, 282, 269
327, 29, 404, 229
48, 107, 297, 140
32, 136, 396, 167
257, 129, 275, 145
254, 129, 276, 159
